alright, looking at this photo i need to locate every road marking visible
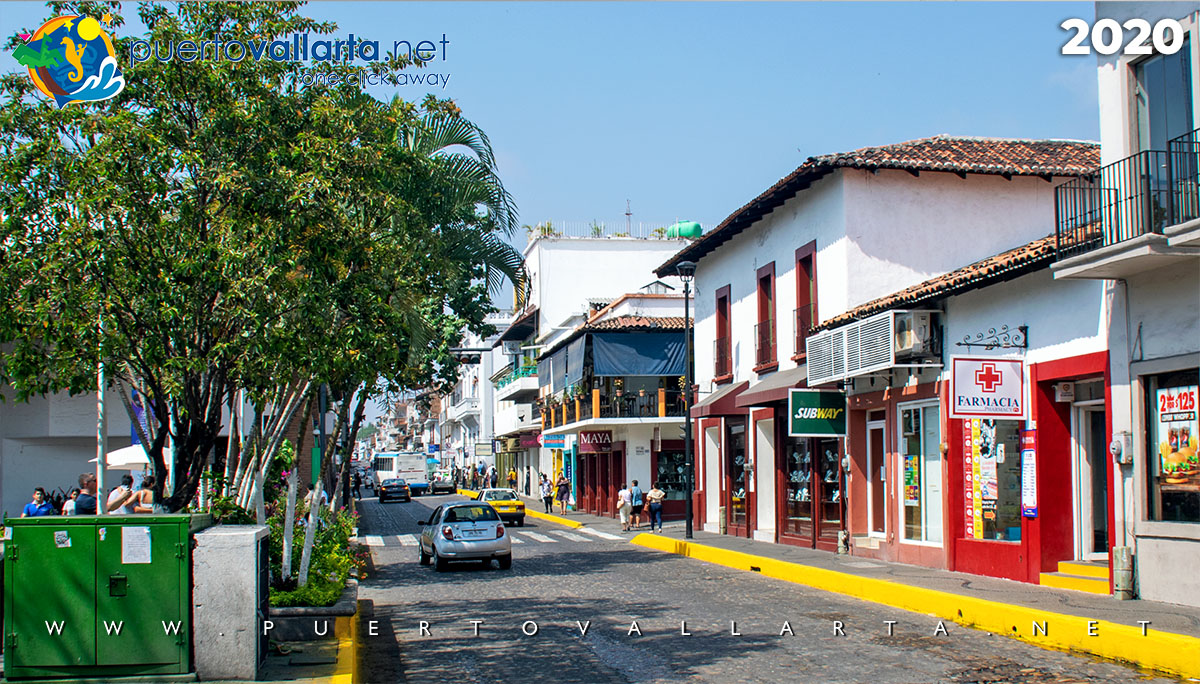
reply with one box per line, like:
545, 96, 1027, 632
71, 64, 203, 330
364, 535, 384, 547
549, 530, 590, 542
578, 527, 624, 540
509, 536, 524, 544
395, 534, 418, 546
516, 531, 557, 543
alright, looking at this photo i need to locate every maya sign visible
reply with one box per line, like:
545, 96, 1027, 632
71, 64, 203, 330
787, 390, 847, 437
951, 357, 1026, 420
579, 430, 613, 453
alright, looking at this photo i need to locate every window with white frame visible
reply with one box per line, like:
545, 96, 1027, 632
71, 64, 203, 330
899, 402, 943, 543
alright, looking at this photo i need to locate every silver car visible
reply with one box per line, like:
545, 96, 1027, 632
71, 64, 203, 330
418, 502, 512, 571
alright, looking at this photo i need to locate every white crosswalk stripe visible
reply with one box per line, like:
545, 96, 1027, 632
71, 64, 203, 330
578, 527, 624, 540
516, 531, 557, 543
395, 534, 418, 546
509, 535, 524, 543
549, 530, 590, 542
364, 535, 384, 547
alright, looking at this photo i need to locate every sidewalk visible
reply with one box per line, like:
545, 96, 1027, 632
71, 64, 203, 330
509, 491, 1200, 680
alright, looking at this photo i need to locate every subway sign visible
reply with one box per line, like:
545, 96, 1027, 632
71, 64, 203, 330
788, 389, 847, 437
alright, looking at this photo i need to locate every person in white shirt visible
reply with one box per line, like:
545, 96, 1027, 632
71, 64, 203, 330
62, 488, 80, 515
106, 474, 137, 514
616, 483, 633, 532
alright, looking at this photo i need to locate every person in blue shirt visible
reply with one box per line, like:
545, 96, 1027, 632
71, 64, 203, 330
74, 472, 99, 515
21, 487, 55, 517
629, 480, 645, 530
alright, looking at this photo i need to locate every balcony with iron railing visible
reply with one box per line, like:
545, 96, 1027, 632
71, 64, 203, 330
1054, 127, 1200, 279
539, 377, 687, 430
754, 318, 776, 370
714, 336, 732, 380
494, 363, 539, 402
793, 303, 814, 358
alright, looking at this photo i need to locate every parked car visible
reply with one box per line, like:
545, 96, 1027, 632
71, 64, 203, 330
418, 502, 512, 571
378, 478, 411, 503
474, 488, 526, 526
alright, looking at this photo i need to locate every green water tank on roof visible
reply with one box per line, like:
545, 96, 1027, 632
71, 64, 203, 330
666, 221, 702, 239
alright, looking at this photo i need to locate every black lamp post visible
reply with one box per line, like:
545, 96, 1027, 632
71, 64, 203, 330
676, 260, 696, 539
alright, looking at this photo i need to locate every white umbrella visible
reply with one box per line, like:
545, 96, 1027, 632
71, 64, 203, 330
89, 445, 151, 470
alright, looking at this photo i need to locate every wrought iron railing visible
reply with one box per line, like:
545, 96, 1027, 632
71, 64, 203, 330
794, 304, 813, 356
495, 364, 537, 389
1169, 127, 1200, 226
714, 336, 732, 377
1056, 127, 1200, 260
754, 318, 776, 367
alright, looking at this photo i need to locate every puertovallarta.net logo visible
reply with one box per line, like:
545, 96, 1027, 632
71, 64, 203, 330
12, 14, 126, 109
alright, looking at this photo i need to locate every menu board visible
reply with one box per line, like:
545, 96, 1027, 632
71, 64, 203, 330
1155, 385, 1198, 485
1020, 430, 1037, 518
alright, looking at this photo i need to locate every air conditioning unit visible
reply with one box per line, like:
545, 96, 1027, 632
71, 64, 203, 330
806, 310, 942, 386
894, 311, 934, 359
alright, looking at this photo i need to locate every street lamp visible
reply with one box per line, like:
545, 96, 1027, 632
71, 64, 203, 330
676, 260, 696, 539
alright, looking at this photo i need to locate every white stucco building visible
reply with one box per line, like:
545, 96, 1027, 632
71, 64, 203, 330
1049, 2, 1200, 606
655, 136, 1107, 591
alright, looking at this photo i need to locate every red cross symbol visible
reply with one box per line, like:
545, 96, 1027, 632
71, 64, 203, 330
974, 363, 1003, 392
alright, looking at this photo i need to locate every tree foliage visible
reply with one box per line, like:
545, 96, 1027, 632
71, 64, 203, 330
0, 1, 524, 510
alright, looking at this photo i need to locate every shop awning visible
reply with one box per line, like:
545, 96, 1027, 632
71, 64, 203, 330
592, 332, 685, 376
735, 364, 808, 407
691, 380, 749, 418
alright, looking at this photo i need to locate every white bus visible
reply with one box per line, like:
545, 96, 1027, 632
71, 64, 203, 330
372, 451, 430, 494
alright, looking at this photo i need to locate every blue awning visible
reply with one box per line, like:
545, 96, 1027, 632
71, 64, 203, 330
592, 332, 685, 377
551, 347, 567, 392
565, 336, 587, 388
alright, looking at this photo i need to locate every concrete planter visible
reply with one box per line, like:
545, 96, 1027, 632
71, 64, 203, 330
269, 578, 358, 641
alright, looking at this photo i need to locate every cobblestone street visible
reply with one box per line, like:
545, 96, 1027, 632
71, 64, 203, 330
355, 494, 1174, 684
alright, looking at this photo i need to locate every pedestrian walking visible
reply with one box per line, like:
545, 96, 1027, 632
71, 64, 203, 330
524, 466, 532, 496
21, 487, 55, 517
106, 474, 137, 514
75, 473, 99, 515
507, 466, 517, 491
61, 488, 80, 515
352, 471, 363, 500
539, 475, 554, 513
489, 466, 499, 489
647, 483, 667, 532
629, 480, 645, 530
616, 483, 633, 531
555, 472, 571, 515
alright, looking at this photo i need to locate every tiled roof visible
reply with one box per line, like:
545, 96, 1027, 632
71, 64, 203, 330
583, 315, 689, 331
812, 136, 1099, 177
813, 233, 1059, 332
655, 135, 1099, 277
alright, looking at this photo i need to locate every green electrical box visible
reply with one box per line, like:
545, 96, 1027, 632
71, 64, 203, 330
3, 514, 211, 680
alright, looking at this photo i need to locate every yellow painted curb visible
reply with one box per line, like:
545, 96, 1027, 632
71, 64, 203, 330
526, 508, 585, 529
630, 534, 1200, 680
324, 608, 359, 684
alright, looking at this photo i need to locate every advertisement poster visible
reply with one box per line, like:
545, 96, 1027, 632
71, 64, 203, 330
1155, 385, 1199, 484
963, 420, 984, 539
904, 453, 920, 507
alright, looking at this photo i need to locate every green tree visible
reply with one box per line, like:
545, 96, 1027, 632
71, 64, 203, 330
0, 1, 523, 511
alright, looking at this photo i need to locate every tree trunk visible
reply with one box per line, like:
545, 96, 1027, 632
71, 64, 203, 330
297, 487, 319, 587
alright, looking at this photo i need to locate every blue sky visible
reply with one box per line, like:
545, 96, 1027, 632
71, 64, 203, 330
3, 2, 1099, 233
2, 2, 1100, 423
